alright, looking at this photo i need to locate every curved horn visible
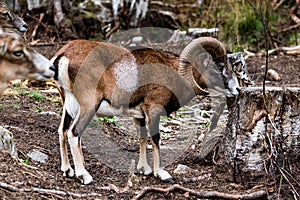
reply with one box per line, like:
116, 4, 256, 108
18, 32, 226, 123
179, 37, 227, 95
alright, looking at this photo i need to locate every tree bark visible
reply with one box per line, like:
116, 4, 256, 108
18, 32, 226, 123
199, 87, 300, 186
218, 87, 300, 184
0, 126, 18, 159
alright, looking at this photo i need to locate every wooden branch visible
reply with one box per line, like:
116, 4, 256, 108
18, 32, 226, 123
133, 184, 267, 200
0, 180, 131, 198
0, 181, 101, 197
105, 21, 120, 39
183, 173, 212, 183
290, 0, 300, 24
279, 23, 300, 33
272, 0, 286, 11
30, 13, 45, 41
244, 45, 300, 57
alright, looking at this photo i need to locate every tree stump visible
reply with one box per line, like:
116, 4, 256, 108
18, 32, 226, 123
0, 126, 18, 159
200, 87, 300, 187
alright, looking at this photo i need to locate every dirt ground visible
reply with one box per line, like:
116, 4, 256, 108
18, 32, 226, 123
0, 40, 299, 200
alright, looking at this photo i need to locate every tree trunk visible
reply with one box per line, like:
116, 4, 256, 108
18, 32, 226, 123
199, 86, 300, 186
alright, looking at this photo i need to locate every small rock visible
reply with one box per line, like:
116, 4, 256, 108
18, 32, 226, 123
0, 126, 18, 159
267, 69, 282, 81
159, 125, 172, 133
173, 164, 191, 174
131, 36, 143, 43
27, 149, 48, 163
38, 111, 60, 117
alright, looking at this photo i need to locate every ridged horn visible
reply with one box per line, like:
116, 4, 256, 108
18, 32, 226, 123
179, 37, 227, 95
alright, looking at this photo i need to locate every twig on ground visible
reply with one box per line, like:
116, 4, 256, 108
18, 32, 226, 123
30, 13, 45, 42
290, 0, 300, 24
133, 184, 268, 200
273, 0, 286, 11
183, 173, 211, 183
280, 23, 300, 33
274, 162, 300, 198
0, 181, 134, 198
0, 181, 102, 197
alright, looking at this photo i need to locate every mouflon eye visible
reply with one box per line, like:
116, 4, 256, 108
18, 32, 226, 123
12, 50, 24, 57
2, 12, 9, 18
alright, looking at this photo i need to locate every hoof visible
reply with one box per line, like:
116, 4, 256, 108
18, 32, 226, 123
77, 172, 93, 185
137, 164, 152, 176
62, 167, 75, 178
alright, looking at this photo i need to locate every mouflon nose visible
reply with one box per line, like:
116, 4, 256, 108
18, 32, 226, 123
23, 23, 28, 30
50, 65, 56, 72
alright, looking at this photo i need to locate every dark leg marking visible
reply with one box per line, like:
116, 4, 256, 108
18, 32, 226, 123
151, 133, 160, 148
63, 111, 72, 132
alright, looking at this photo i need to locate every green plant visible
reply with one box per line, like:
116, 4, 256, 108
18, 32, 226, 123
12, 103, 20, 109
289, 33, 300, 45
58, 110, 63, 115
17, 89, 28, 96
28, 91, 45, 101
205, 122, 211, 128
161, 116, 173, 121
238, 10, 264, 45
36, 108, 43, 113
97, 117, 117, 126
50, 97, 62, 105
20, 157, 30, 165
13, 82, 21, 87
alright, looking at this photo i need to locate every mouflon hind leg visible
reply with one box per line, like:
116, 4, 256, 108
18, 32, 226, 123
146, 104, 174, 182
59, 107, 75, 178
67, 106, 97, 185
134, 118, 153, 176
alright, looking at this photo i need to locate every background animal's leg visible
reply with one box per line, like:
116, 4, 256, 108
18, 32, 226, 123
147, 105, 174, 182
134, 118, 152, 175
68, 108, 96, 185
58, 107, 74, 178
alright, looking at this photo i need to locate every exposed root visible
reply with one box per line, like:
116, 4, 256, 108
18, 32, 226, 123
133, 184, 267, 200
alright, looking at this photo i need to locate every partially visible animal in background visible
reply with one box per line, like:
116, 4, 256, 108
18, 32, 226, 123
0, 32, 55, 97
0, 1, 28, 36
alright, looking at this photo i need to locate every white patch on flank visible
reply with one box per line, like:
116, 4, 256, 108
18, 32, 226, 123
97, 100, 123, 117
113, 57, 138, 92
97, 100, 144, 118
